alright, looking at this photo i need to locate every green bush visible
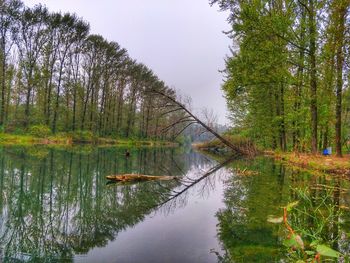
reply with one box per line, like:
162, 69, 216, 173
29, 125, 52, 138
70, 130, 94, 142
4, 122, 24, 134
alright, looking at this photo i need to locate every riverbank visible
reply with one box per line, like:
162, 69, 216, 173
270, 151, 350, 176
0, 133, 178, 147
194, 137, 350, 176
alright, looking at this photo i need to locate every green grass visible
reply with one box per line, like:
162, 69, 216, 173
0, 132, 177, 147
272, 152, 350, 176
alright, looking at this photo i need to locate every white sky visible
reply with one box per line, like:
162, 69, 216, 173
22, 0, 231, 124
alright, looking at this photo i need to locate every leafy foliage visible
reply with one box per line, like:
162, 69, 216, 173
212, 0, 350, 155
0, 0, 190, 142
29, 125, 51, 138
270, 187, 344, 262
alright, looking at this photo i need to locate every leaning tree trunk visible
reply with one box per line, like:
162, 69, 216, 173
150, 89, 255, 156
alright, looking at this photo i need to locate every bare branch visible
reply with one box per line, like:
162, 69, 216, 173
148, 89, 249, 155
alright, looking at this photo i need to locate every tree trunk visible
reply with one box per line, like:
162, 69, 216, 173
334, 1, 347, 157
308, 0, 318, 153
151, 89, 256, 156
280, 84, 287, 151
24, 67, 34, 128
293, 8, 306, 151
116, 78, 125, 135
0, 37, 6, 126
126, 84, 137, 138
52, 58, 66, 133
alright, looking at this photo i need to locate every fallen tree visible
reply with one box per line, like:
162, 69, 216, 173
106, 174, 176, 182
148, 89, 258, 156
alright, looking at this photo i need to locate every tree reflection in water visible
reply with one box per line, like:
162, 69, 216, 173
214, 157, 350, 262
1, 147, 348, 262
0, 146, 204, 262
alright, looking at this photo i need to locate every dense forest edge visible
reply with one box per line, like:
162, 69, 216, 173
194, 0, 350, 175
1, 0, 350, 161
209, 0, 349, 157
0, 0, 201, 146
194, 0, 350, 172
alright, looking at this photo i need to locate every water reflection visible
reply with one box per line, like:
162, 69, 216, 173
0, 146, 349, 262
215, 157, 285, 262
215, 156, 350, 262
0, 146, 203, 262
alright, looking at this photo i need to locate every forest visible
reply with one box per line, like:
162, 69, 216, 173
3, 0, 349, 157
211, 0, 350, 156
0, 0, 187, 141
0, 1, 350, 262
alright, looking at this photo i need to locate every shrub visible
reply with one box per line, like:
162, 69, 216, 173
70, 130, 94, 143
4, 121, 24, 134
29, 125, 52, 138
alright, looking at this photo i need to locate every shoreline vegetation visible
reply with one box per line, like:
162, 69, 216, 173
0, 132, 178, 147
270, 151, 350, 176
194, 136, 350, 176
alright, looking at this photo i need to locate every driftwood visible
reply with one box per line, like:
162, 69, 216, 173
106, 174, 176, 182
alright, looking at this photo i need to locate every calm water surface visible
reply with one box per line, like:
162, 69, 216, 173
0, 146, 349, 262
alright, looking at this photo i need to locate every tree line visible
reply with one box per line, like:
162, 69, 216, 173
211, 0, 350, 156
0, 0, 185, 140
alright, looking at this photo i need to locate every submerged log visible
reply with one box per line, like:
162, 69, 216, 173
106, 174, 176, 182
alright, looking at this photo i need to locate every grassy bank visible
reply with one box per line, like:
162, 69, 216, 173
0, 133, 178, 147
269, 151, 350, 176
193, 135, 350, 176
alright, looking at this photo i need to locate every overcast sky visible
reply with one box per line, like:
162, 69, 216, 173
22, 0, 231, 124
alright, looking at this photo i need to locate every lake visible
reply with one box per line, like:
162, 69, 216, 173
0, 146, 349, 262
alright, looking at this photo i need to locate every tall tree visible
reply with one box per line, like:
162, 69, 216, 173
308, 0, 318, 153
13, 4, 49, 127
0, 0, 214, 143
0, 0, 22, 126
332, 0, 349, 156
211, 0, 349, 153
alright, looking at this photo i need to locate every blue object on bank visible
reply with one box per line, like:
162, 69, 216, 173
323, 147, 332, 156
